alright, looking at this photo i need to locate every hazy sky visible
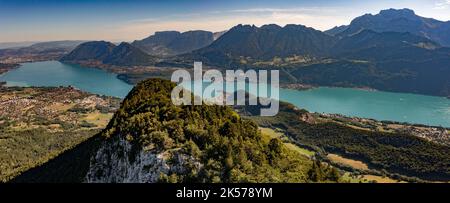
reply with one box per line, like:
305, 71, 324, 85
1, 0, 450, 43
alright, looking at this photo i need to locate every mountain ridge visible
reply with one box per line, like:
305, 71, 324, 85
60, 41, 116, 61
329, 8, 450, 46
199, 24, 337, 59
57, 8, 450, 97
61, 41, 156, 66
132, 30, 215, 56
103, 42, 156, 66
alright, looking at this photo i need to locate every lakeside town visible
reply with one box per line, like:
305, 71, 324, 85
313, 113, 450, 146
0, 85, 121, 182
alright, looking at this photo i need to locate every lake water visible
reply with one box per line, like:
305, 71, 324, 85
1, 61, 449, 127
280, 87, 450, 127
0, 61, 133, 98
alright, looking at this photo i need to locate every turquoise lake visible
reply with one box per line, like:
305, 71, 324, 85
1, 61, 449, 127
0, 61, 133, 98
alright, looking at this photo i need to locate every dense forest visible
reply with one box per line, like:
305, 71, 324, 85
102, 78, 341, 183
245, 102, 450, 181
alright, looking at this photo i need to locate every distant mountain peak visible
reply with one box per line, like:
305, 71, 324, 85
284, 24, 306, 28
132, 30, 214, 56
60, 41, 116, 61
260, 24, 282, 30
115, 42, 140, 50
61, 40, 155, 66
213, 30, 227, 40
191, 23, 337, 64
155, 31, 180, 35
103, 42, 155, 66
325, 25, 349, 36
231, 24, 257, 30
332, 8, 450, 46
379, 8, 416, 17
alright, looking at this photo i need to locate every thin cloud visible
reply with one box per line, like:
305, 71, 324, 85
128, 18, 160, 24
228, 7, 338, 13
434, 0, 450, 9
106, 6, 360, 42
115, 8, 351, 41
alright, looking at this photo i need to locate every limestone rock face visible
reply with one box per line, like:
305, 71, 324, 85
85, 135, 201, 183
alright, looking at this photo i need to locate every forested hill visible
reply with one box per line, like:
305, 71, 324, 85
243, 101, 450, 181
12, 79, 450, 183
12, 79, 341, 183
132, 30, 215, 56
60, 41, 157, 66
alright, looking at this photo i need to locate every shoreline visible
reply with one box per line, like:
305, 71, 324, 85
60, 60, 176, 85
0, 63, 20, 75
316, 112, 450, 130
6, 60, 450, 101
280, 83, 316, 91
3, 60, 448, 128
58, 60, 450, 99
280, 83, 378, 92
280, 83, 450, 100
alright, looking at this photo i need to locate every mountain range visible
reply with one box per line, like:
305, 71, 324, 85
61, 41, 157, 66
331, 29, 445, 61
183, 9, 450, 97
189, 24, 336, 65
0, 41, 38, 49
0, 40, 86, 59
60, 31, 222, 66
189, 10, 450, 64
132, 30, 222, 56
58, 8, 450, 97
327, 8, 450, 47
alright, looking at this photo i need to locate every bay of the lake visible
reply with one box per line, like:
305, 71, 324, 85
0, 61, 133, 98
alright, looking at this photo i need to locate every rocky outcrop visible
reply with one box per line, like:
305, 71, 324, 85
85, 135, 201, 183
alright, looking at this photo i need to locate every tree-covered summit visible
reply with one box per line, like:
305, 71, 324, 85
101, 78, 340, 183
